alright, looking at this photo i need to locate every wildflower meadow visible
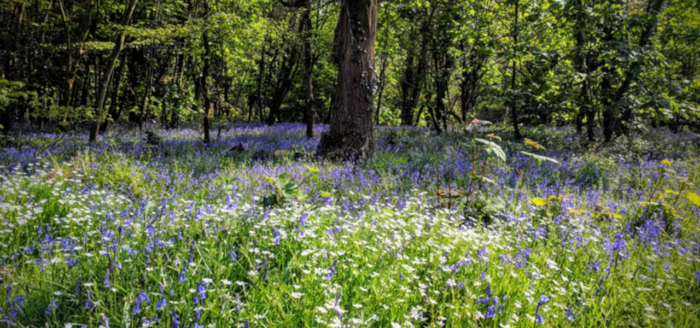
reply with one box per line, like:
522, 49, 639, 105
1, 124, 700, 327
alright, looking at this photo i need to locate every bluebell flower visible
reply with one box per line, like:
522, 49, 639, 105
85, 291, 95, 309
138, 291, 150, 303
100, 314, 109, 328
45, 298, 58, 315
156, 296, 167, 310
178, 267, 187, 282
485, 307, 495, 318
67, 257, 78, 268
170, 311, 180, 328
300, 213, 308, 227
536, 312, 544, 325
587, 259, 600, 274
197, 282, 207, 300
229, 250, 237, 262
567, 308, 574, 321
104, 269, 110, 288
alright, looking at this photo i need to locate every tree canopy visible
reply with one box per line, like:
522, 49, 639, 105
1, 0, 698, 144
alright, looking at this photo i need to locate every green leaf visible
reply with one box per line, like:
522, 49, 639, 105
475, 138, 506, 162
519, 151, 560, 165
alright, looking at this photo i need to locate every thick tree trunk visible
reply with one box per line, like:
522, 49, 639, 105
317, 0, 377, 159
89, 0, 138, 142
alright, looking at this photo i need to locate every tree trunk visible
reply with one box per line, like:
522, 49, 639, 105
89, 0, 138, 142
266, 16, 301, 125
201, 0, 212, 143
139, 53, 154, 131
302, 0, 314, 138
435, 55, 453, 134
171, 51, 186, 128
253, 35, 268, 122
400, 53, 416, 126
572, 0, 595, 141
375, 54, 388, 125
102, 57, 127, 132
400, 24, 429, 126
601, 0, 666, 141
510, 0, 522, 139
317, 0, 377, 159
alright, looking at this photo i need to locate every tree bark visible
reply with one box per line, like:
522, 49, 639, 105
302, 0, 315, 138
101, 57, 127, 132
317, 0, 377, 159
89, 0, 138, 142
202, 0, 212, 144
510, 0, 522, 139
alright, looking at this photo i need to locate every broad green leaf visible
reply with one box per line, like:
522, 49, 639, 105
475, 138, 506, 162
520, 151, 560, 165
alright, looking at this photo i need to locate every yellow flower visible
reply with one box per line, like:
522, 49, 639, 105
688, 192, 700, 207
529, 197, 546, 207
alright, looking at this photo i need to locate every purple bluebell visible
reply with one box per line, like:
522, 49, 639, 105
45, 298, 58, 315
536, 312, 544, 325
197, 282, 207, 300
170, 311, 180, 328
156, 296, 167, 310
